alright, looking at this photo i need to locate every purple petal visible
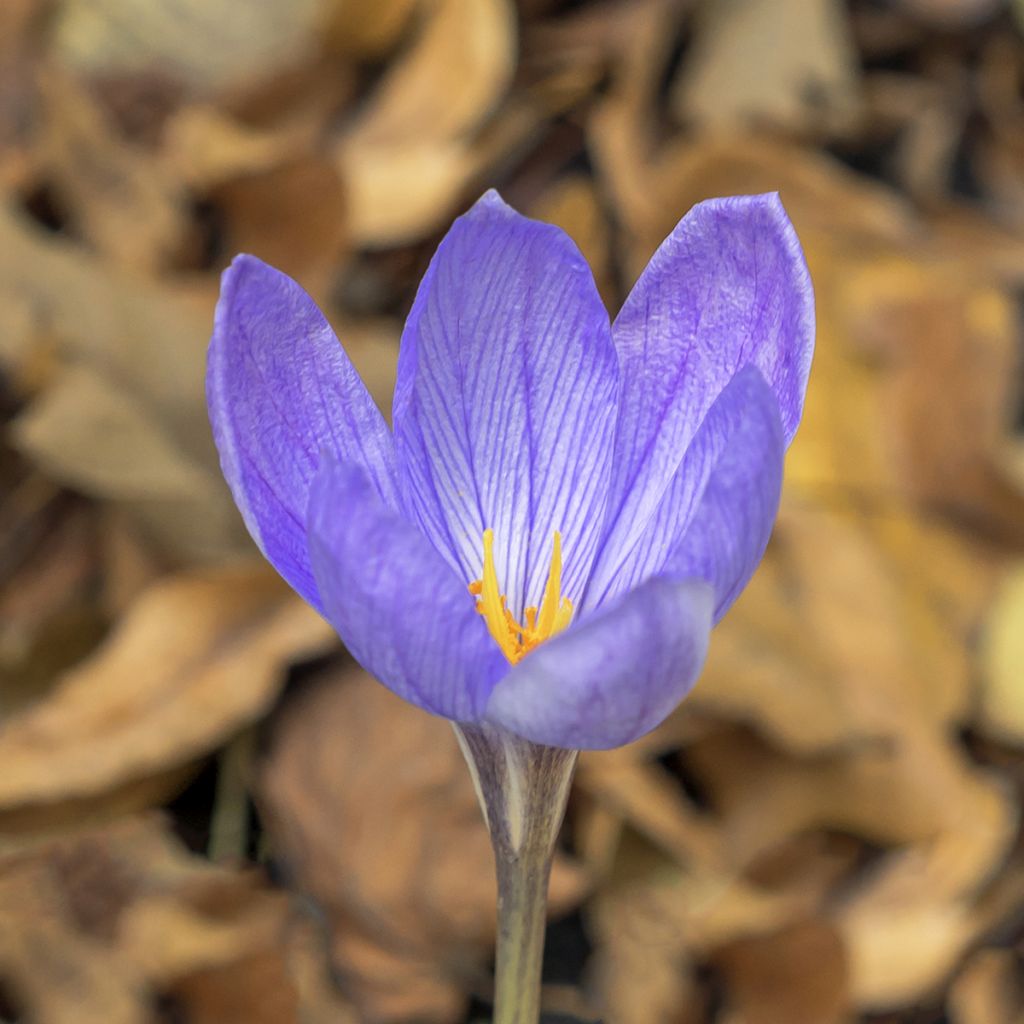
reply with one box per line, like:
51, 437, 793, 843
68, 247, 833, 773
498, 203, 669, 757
207, 255, 398, 610
484, 578, 713, 750
307, 456, 507, 721
664, 377, 785, 622
585, 367, 783, 610
598, 194, 813, 579
392, 190, 618, 620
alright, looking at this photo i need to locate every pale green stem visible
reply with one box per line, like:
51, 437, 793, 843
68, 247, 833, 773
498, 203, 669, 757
493, 832, 553, 1024
455, 724, 578, 1024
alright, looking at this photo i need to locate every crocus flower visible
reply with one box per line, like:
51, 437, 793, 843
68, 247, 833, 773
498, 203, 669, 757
207, 190, 813, 751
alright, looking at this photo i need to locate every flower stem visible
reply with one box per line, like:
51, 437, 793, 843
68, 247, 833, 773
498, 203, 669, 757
492, 823, 555, 1023
455, 725, 578, 1024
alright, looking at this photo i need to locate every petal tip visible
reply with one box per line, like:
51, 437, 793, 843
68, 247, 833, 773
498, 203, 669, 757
464, 187, 515, 223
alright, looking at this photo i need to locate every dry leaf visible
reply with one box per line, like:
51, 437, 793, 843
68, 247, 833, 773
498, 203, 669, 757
0, 815, 356, 1024
674, 0, 862, 134
336, 0, 518, 245
52, 0, 326, 100
714, 920, 851, 1024
162, 104, 311, 189
694, 498, 991, 755
13, 363, 219, 502
212, 156, 347, 296
979, 563, 1024, 745
948, 948, 1024, 1024
35, 69, 187, 269
323, 0, 421, 58
0, 564, 335, 829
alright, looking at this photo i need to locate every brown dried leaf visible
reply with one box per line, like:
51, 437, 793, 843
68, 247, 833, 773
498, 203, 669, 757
0, 859, 147, 1024
0, 203, 247, 560
212, 156, 347, 296
0, 564, 334, 823
12, 363, 219, 502
0, 815, 355, 1024
336, 0, 519, 245
695, 499, 992, 755
589, 880, 703, 1024
979, 563, 1024, 744
949, 949, 1024, 1024
323, 0, 421, 57
259, 665, 587, 1024
714, 920, 851, 1024
347, 0, 514, 144
673, 0, 862, 134
589, 850, 818, 1024
162, 104, 311, 189
52, 0, 326, 100
35, 69, 187, 269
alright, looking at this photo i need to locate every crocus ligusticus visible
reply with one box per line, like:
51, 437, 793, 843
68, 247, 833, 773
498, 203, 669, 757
206, 190, 814, 751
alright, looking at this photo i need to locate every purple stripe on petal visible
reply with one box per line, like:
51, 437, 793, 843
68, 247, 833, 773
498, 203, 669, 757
207, 255, 398, 610
664, 376, 785, 622
598, 194, 813, 579
392, 190, 618, 619
484, 577, 713, 750
307, 457, 507, 722
585, 367, 783, 609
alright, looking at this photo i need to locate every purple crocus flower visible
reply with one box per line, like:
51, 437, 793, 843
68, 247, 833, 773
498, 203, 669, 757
207, 190, 813, 751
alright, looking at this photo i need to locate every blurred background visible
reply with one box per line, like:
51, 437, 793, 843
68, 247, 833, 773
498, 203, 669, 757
1, 0, 1024, 1021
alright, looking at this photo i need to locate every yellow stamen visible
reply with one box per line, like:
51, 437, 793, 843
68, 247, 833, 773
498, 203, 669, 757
469, 529, 574, 664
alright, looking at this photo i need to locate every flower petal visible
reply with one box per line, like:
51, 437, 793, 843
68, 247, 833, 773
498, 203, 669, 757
585, 367, 783, 609
207, 255, 398, 610
307, 456, 507, 721
598, 194, 813, 576
664, 378, 785, 623
392, 190, 618, 619
484, 577, 713, 750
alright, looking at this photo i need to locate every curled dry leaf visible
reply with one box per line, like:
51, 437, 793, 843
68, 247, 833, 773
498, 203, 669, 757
0, 202, 244, 560
588, 881, 703, 1024
337, 0, 517, 245
684, 724, 1017, 1010
34, 69, 187, 270
0, 204, 210, 428
0, 814, 356, 1024
161, 104, 313, 190
979, 563, 1024, 745
695, 498, 992, 754
13, 363, 220, 503
713, 920, 850, 1024
259, 665, 587, 1024
674, 0, 862, 135
948, 948, 1024, 1024
51, 0, 326, 101
588, 849, 836, 1024
323, 0, 421, 58
211, 155, 347, 296
0, 564, 335, 830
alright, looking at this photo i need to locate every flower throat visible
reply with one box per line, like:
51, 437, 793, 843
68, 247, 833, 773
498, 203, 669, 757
469, 530, 573, 664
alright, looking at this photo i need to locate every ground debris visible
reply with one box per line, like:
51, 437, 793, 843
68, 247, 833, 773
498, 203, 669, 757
2, 0, 1024, 1020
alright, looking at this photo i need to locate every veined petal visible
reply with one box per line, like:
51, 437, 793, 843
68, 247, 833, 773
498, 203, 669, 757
207, 255, 398, 610
585, 367, 783, 609
307, 457, 507, 721
598, 194, 813, 574
392, 190, 618, 618
664, 378, 785, 623
484, 578, 713, 750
